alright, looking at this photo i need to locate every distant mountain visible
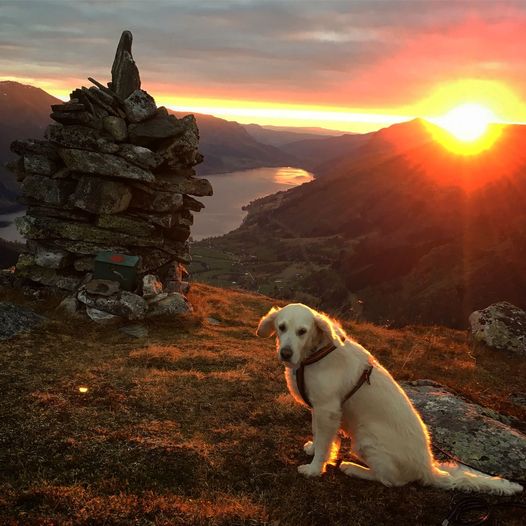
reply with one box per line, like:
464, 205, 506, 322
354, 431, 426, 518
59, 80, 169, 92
203, 119, 526, 328
279, 133, 371, 172
0, 81, 61, 213
170, 111, 299, 174
242, 123, 344, 147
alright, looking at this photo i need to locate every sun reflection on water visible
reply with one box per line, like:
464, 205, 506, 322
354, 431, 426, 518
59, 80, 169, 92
273, 167, 314, 186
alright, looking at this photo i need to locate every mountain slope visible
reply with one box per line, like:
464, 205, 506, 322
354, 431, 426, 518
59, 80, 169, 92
196, 119, 526, 327
243, 122, 343, 147
170, 111, 300, 175
0, 81, 61, 212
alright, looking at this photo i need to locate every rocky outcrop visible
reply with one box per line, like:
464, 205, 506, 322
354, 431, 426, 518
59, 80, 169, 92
7, 31, 211, 318
469, 302, 526, 356
404, 380, 526, 481
0, 302, 46, 340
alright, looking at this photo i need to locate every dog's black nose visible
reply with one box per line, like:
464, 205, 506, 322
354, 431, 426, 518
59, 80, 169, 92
280, 346, 293, 361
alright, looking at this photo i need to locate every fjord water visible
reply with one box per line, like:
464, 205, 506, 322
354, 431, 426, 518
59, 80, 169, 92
0, 167, 313, 243
192, 166, 313, 240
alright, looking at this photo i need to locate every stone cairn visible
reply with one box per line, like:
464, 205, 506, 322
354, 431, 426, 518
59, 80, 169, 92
6, 31, 212, 321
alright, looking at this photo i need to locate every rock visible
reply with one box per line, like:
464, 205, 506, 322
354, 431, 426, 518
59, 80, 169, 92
0, 302, 46, 341
142, 274, 163, 298
166, 225, 191, 242
403, 381, 526, 481
85, 279, 120, 297
27, 205, 91, 223
96, 214, 156, 237
119, 324, 148, 338
78, 289, 147, 320
158, 115, 200, 169
11, 139, 59, 160
0, 268, 18, 288
147, 292, 192, 317
131, 189, 184, 212
56, 296, 81, 317
16, 215, 162, 247
23, 155, 58, 176
46, 124, 118, 153
58, 148, 154, 183
163, 240, 191, 264
469, 302, 526, 356
21, 176, 76, 206
145, 292, 168, 305
136, 249, 174, 273
174, 210, 193, 227
103, 116, 127, 142
72, 177, 132, 214
5, 157, 27, 182
86, 307, 121, 323
51, 101, 85, 112
110, 30, 141, 99
50, 167, 73, 179
53, 239, 128, 256
73, 257, 94, 272
128, 110, 185, 146
206, 317, 221, 325
134, 211, 177, 229
117, 144, 163, 170
33, 243, 71, 270
15, 255, 81, 291
123, 89, 157, 123
50, 110, 102, 129
151, 175, 213, 197
183, 195, 205, 212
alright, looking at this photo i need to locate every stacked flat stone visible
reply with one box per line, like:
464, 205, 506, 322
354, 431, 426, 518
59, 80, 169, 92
7, 31, 212, 317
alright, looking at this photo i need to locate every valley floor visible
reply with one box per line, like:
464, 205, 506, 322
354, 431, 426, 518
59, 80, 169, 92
0, 283, 524, 525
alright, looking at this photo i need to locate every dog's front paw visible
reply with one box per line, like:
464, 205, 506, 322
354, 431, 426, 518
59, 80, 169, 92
298, 463, 323, 477
303, 440, 315, 456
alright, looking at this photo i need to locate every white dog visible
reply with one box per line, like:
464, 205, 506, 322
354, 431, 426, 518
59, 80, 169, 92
257, 303, 523, 495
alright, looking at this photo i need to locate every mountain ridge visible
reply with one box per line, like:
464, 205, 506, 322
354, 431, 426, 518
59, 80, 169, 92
196, 118, 526, 327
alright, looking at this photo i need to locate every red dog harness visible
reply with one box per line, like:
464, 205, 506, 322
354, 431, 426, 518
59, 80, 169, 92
294, 343, 373, 408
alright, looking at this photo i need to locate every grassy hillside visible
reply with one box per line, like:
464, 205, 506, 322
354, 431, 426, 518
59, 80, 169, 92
0, 283, 524, 525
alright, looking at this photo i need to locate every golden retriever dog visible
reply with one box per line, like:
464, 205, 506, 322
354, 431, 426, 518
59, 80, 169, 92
257, 303, 522, 495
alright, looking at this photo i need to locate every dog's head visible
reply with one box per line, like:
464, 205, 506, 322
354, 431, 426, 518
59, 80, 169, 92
256, 303, 345, 367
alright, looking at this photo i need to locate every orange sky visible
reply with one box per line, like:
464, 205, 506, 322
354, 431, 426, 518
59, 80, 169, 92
2, 2, 526, 132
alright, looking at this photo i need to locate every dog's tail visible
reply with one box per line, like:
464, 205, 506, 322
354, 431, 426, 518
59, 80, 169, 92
426, 461, 523, 495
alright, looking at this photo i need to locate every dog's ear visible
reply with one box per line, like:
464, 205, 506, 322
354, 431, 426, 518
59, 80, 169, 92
256, 306, 280, 337
313, 311, 345, 345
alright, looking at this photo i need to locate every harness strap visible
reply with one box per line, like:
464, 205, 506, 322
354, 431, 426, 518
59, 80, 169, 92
294, 344, 373, 408
341, 364, 373, 405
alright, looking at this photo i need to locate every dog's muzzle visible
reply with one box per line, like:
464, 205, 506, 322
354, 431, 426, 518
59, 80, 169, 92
279, 346, 293, 362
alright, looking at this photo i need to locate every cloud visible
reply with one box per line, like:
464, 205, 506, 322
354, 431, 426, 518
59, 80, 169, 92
1, 0, 526, 112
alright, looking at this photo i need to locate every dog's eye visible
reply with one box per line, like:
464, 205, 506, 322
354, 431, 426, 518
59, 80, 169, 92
297, 328, 307, 336
278, 324, 286, 332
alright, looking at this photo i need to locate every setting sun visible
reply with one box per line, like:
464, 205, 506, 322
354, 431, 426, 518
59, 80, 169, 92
434, 103, 496, 142
425, 101, 504, 155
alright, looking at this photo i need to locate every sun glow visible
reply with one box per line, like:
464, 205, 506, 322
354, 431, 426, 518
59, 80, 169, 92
433, 104, 495, 142
425, 105, 503, 155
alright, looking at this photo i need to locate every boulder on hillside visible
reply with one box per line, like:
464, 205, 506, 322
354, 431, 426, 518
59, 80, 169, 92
0, 302, 46, 341
403, 380, 526, 481
469, 301, 526, 356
